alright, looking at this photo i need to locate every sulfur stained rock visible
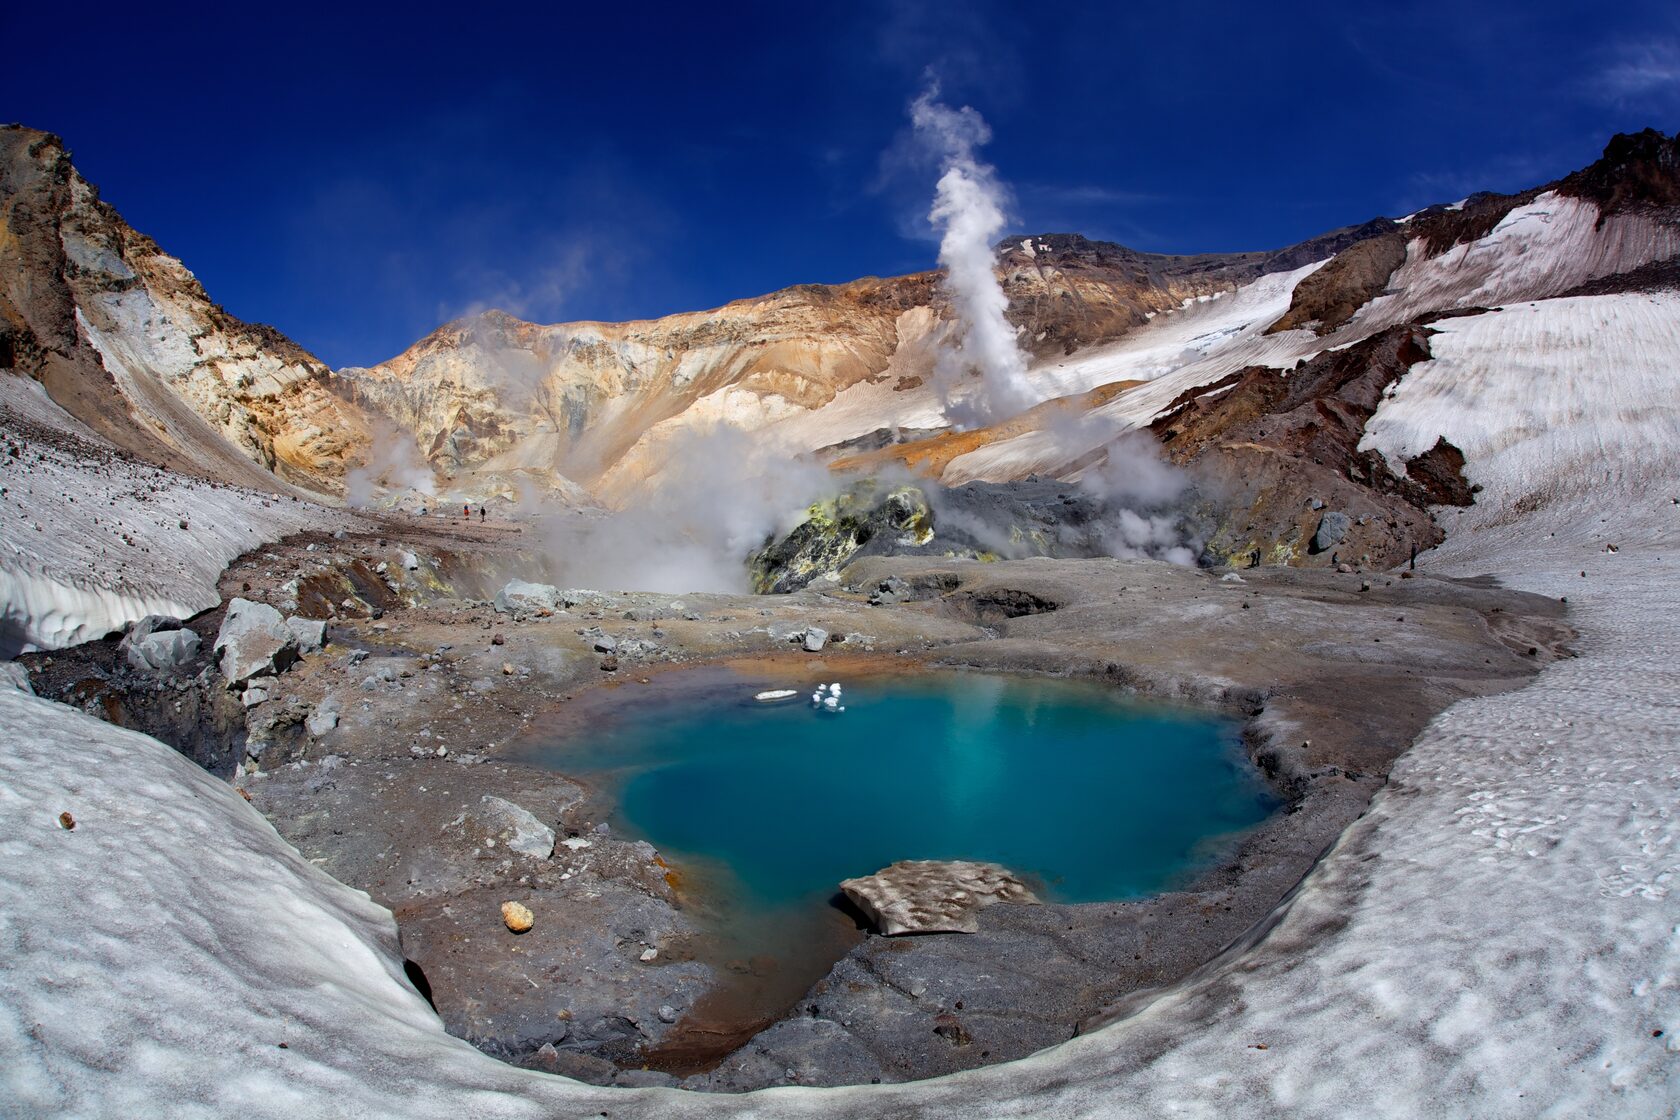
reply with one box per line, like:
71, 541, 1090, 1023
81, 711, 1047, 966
501, 901, 534, 933
840, 859, 1039, 936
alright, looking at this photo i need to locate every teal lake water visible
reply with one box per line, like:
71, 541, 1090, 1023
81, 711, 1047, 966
537, 671, 1273, 907
527, 670, 1276, 1051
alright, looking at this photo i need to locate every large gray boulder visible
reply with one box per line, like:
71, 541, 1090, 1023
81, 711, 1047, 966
466, 796, 555, 859
285, 616, 327, 654
1311, 511, 1352, 553
214, 599, 299, 686
126, 629, 201, 674
120, 616, 199, 674
840, 859, 1039, 935
493, 580, 563, 616
803, 626, 830, 652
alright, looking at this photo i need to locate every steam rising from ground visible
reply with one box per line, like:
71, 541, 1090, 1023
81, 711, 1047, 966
1078, 432, 1202, 566
536, 426, 834, 594
344, 419, 438, 509
911, 85, 1036, 428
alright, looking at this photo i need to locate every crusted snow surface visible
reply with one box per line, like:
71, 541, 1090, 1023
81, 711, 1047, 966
1361, 293, 1680, 514
1022, 258, 1328, 404
0, 377, 342, 654
939, 264, 1332, 484
4, 298, 1679, 1115
1345, 193, 1680, 338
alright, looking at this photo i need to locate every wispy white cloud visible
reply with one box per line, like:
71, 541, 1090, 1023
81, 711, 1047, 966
1395, 150, 1562, 215
1588, 37, 1680, 107
1019, 182, 1164, 208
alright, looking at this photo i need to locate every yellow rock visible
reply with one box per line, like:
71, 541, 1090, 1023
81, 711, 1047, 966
500, 901, 534, 933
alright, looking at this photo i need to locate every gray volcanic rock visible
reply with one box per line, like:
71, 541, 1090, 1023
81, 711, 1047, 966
803, 626, 829, 652
121, 616, 200, 672
214, 598, 298, 686
124, 628, 201, 674
494, 580, 563, 616
467, 795, 556, 860
1312, 511, 1352, 553
840, 859, 1040, 935
284, 616, 327, 654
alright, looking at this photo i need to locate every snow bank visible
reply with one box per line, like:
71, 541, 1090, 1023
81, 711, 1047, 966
1361, 292, 1680, 516
0, 377, 343, 655
1347, 193, 1680, 337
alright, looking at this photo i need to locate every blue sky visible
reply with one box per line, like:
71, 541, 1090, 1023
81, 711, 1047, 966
3, 1, 1675, 367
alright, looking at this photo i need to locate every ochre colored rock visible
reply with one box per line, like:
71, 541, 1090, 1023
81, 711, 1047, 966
500, 901, 534, 933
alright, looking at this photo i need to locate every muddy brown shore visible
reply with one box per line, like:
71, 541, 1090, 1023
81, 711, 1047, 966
19, 517, 1572, 1090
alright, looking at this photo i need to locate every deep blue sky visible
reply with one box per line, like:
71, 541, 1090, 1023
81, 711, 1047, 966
3, 2, 1676, 368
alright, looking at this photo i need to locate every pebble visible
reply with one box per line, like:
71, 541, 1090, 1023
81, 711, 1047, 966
501, 901, 534, 933
639, 947, 658, 962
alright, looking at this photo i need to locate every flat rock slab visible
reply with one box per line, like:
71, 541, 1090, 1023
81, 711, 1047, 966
840, 859, 1039, 935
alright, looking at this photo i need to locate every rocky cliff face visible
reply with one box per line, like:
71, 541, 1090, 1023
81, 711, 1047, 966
336, 225, 1396, 500
7, 121, 1676, 578
0, 125, 370, 494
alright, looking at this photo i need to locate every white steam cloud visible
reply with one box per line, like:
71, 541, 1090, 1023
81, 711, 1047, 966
344, 419, 439, 509
911, 84, 1036, 429
536, 426, 834, 594
1078, 432, 1201, 566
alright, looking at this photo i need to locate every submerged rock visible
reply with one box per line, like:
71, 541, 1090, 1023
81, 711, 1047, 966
840, 859, 1040, 935
214, 598, 299, 686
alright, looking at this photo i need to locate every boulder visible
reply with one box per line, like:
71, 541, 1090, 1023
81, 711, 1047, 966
214, 599, 299, 686
126, 614, 183, 642
839, 859, 1039, 935
582, 627, 617, 653
305, 702, 340, 738
803, 626, 829, 652
468, 795, 555, 859
125, 628, 201, 674
493, 580, 563, 615
285, 616, 327, 653
1311, 511, 1352, 553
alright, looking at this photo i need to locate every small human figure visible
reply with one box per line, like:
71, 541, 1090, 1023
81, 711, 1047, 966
462, 503, 470, 519
479, 506, 486, 522
1410, 544, 1417, 570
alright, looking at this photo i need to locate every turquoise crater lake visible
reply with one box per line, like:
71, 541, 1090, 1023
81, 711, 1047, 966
537, 671, 1276, 909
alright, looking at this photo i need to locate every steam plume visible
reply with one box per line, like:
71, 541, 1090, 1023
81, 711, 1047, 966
911, 85, 1035, 428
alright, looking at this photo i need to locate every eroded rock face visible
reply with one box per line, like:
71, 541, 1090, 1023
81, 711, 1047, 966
0, 126, 371, 493
214, 598, 298, 686
840, 859, 1040, 935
